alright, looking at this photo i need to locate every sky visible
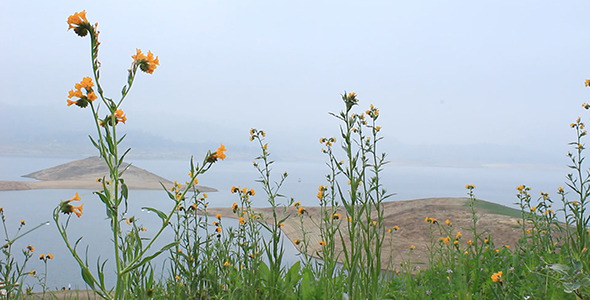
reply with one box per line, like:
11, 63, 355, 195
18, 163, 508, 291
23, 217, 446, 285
2, 0, 590, 168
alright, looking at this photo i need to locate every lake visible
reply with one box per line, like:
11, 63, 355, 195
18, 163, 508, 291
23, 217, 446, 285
0, 154, 573, 290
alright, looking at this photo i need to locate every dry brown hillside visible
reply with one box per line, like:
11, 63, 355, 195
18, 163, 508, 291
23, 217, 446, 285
208, 197, 525, 267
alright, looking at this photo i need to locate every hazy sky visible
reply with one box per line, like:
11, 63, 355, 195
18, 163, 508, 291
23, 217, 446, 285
2, 0, 590, 167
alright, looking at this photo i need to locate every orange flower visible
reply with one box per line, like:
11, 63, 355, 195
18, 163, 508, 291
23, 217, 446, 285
67, 11, 92, 37
332, 213, 341, 220
59, 192, 84, 217
132, 49, 159, 74
208, 144, 227, 162
238, 217, 245, 224
67, 77, 97, 108
297, 207, 306, 216
319, 240, 326, 247
491, 271, 502, 282
115, 110, 127, 124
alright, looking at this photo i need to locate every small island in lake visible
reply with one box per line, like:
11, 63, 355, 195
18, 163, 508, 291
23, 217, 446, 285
0, 156, 216, 192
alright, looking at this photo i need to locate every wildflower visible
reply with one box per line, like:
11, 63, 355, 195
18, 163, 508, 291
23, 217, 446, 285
530, 206, 536, 212
491, 271, 502, 282
238, 217, 245, 224
584, 103, 590, 110
231, 186, 239, 193
439, 236, 450, 245
465, 184, 476, 189
297, 207, 306, 215
207, 144, 227, 162
232, 202, 239, 213
248, 189, 255, 196
223, 261, 230, 267
467, 240, 473, 246
125, 217, 134, 225
586, 80, 590, 87
26, 245, 34, 252
375, 126, 381, 132
393, 225, 400, 231
455, 232, 462, 239
342, 91, 359, 112
132, 49, 159, 74
332, 213, 341, 220
445, 219, 452, 226
115, 110, 127, 124
293, 238, 301, 245
67, 77, 96, 108
58, 193, 84, 217
20, 220, 25, 226
216, 226, 222, 233
175, 275, 180, 280
319, 240, 326, 247
387, 228, 392, 233
29, 270, 36, 277
292, 201, 301, 207
67, 11, 92, 37
425, 217, 438, 224
216, 213, 222, 219
366, 104, 379, 119
410, 245, 416, 250
279, 222, 284, 227
558, 186, 565, 193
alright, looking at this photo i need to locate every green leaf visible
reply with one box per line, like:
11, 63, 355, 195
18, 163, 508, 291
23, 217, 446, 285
547, 264, 570, 275
563, 281, 581, 293
141, 206, 168, 222
81, 267, 95, 289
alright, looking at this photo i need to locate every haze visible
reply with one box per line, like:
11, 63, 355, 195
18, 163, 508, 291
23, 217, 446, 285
1, 1, 589, 169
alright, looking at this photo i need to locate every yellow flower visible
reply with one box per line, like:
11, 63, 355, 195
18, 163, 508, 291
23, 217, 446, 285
20, 220, 25, 226
47, 253, 54, 260
232, 202, 239, 212
584, 103, 590, 110
238, 217, 245, 224
393, 225, 400, 231
132, 49, 160, 74
409, 245, 416, 250
585, 79, 590, 87
26, 245, 34, 252
248, 189, 255, 196
445, 219, 452, 226
223, 261, 230, 267
292, 201, 301, 207
465, 184, 476, 190
319, 240, 326, 247
332, 213, 341, 220
491, 271, 502, 282
455, 232, 462, 239
216, 214, 222, 219
293, 238, 301, 245
29, 270, 36, 277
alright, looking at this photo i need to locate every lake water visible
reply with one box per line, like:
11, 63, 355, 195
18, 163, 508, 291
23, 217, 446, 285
0, 154, 573, 290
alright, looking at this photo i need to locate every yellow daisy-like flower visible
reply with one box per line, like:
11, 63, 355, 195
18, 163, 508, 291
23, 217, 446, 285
132, 49, 160, 74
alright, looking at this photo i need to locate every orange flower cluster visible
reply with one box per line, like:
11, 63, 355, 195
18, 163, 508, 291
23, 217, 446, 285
100, 109, 128, 127
132, 49, 159, 74
59, 192, 84, 217
67, 10, 92, 37
67, 77, 97, 108
208, 144, 227, 162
